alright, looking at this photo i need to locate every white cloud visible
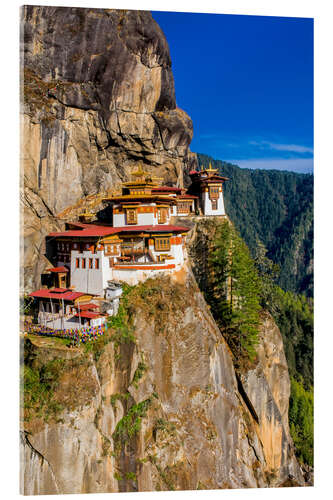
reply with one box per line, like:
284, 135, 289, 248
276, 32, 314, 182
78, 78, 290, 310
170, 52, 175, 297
227, 158, 314, 173
249, 140, 313, 154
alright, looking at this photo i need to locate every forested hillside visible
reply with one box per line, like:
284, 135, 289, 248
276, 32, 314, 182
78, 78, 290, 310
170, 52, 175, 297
189, 218, 313, 468
197, 154, 313, 297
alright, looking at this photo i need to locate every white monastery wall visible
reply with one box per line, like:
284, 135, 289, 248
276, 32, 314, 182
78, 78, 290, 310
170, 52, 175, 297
71, 250, 106, 296
111, 266, 180, 286
202, 191, 225, 216
170, 205, 177, 216
147, 240, 184, 266
113, 213, 126, 226
113, 211, 156, 226
113, 205, 174, 227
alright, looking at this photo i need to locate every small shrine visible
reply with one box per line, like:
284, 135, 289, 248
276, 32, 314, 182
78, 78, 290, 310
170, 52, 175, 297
188, 163, 229, 216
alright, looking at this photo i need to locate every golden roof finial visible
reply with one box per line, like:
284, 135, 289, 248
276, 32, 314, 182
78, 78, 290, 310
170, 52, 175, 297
206, 162, 218, 173
131, 162, 147, 178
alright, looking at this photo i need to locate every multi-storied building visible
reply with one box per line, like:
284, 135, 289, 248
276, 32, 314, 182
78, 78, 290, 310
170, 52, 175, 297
188, 163, 229, 216
29, 163, 229, 326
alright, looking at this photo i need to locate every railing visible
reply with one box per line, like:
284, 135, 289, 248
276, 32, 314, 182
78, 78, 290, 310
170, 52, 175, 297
39, 311, 74, 321
117, 247, 156, 265
22, 320, 105, 344
121, 248, 146, 256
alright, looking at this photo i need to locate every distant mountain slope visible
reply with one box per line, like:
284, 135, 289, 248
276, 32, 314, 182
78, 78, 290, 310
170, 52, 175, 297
197, 153, 313, 296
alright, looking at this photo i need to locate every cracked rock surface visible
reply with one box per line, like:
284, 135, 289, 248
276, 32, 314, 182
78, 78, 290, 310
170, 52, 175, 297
21, 6, 197, 291
20, 273, 304, 493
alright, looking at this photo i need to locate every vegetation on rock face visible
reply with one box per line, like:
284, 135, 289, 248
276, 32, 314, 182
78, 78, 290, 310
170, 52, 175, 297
113, 397, 153, 452
269, 289, 313, 467
191, 217, 313, 467
206, 220, 261, 364
268, 288, 313, 387
252, 243, 313, 465
289, 377, 314, 466
197, 153, 313, 297
106, 284, 137, 361
22, 358, 66, 421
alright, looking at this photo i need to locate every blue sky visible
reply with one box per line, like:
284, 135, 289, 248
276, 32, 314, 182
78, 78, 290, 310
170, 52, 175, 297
152, 11, 313, 173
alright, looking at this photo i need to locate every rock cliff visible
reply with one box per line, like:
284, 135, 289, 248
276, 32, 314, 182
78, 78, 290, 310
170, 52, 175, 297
20, 7, 305, 494
21, 272, 303, 494
21, 6, 196, 291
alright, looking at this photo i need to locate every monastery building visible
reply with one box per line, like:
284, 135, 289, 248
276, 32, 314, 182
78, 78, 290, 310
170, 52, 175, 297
29, 163, 228, 328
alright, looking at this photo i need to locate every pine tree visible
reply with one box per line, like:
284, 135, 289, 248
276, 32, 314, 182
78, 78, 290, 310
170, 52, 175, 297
208, 221, 261, 362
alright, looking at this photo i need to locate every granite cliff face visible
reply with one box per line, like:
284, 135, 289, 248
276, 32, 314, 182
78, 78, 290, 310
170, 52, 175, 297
21, 6, 196, 291
21, 272, 303, 494
21, 7, 305, 494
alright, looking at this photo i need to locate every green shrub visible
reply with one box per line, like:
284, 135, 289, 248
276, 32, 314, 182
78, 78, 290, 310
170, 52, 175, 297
110, 392, 130, 409
131, 361, 147, 388
289, 377, 313, 466
113, 397, 152, 451
22, 359, 66, 419
125, 471, 137, 481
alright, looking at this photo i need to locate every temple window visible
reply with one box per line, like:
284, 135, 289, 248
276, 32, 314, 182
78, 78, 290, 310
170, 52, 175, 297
158, 208, 168, 223
178, 202, 190, 213
209, 186, 219, 198
76, 258, 80, 268
211, 199, 218, 210
126, 208, 138, 224
95, 258, 100, 269
154, 237, 170, 251
82, 258, 86, 269
89, 258, 93, 269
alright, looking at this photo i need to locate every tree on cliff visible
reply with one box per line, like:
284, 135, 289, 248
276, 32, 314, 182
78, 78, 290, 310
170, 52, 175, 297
208, 221, 261, 363
198, 153, 313, 297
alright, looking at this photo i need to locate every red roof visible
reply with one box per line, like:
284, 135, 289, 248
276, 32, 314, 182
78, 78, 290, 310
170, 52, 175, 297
117, 225, 190, 233
201, 175, 229, 182
152, 186, 182, 193
177, 194, 198, 199
48, 225, 119, 238
29, 289, 87, 301
75, 311, 104, 319
78, 303, 99, 311
109, 196, 175, 204
48, 224, 190, 237
46, 266, 69, 273
189, 170, 199, 175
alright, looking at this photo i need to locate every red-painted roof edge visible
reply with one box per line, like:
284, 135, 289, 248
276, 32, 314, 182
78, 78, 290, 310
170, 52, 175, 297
75, 311, 105, 319
48, 224, 190, 237
29, 289, 87, 300
46, 266, 69, 273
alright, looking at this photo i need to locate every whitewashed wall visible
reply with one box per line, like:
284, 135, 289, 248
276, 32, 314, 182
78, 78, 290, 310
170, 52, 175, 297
202, 191, 225, 216
111, 266, 178, 286
147, 239, 184, 267
71, 250, 107, 296
112, 204, 173, 227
